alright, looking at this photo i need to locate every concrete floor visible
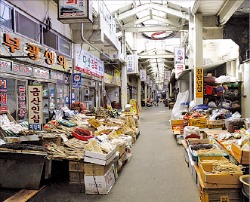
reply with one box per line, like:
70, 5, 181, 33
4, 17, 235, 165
30, 104, 199, 202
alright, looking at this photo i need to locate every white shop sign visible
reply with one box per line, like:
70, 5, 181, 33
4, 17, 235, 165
28, 85, 43, 131
75, 45, 104, 78
140, 69, 146, 82
127, 55, 138, 74
174, 47, 185, 79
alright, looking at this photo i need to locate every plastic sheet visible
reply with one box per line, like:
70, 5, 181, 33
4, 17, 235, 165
171, 90, 189, 119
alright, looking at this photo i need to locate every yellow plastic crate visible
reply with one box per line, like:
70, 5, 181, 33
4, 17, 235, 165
189, 118, 207, 128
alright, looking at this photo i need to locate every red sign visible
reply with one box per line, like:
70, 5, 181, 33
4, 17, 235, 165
0, 79, 7, 112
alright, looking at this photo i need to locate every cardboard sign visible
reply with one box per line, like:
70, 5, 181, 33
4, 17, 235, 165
28, 86, 43, 130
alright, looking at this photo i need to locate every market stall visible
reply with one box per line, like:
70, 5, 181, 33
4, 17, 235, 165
0, 106, 140, 195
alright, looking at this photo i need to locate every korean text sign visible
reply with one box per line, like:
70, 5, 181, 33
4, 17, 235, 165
75, 46, 104, 78
28, 86, 43, 130
18, 85, 27, 120
174, 47, 185, 79
196, 68, 203, 98
0, 79, 7, 112
72, 73, 82, 88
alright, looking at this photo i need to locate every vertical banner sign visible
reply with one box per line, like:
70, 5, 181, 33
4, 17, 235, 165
18, 85, 27, 120
164, 70, 171, 82
196, 68, 203, 98
140, 69, 146, 81
127, 55, 138, 74
146, 75, 150, 84
0, 79, 7, 112
72, 73, 82, 88
28, 86, 43, 130
174, 47, 185, 79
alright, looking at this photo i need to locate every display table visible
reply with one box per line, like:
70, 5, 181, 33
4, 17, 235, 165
0, 150, 46, 189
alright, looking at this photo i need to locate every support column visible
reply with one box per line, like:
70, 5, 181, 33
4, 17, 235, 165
121, 30, 128, 109
170, 83, 173, 97
189, 71, 193, 101
193, 13, 203, 105
144, 84, 148, 103
137, 77, 141, 111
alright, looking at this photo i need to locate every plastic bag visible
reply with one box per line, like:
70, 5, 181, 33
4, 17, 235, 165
0, 139, 6, 146
171, 90, 189, 119
208, 101, 217, 108
232, 111, 241, 118
184, 126, 200, 139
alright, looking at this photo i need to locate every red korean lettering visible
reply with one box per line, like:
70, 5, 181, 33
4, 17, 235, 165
66, 0, 77, 4
44, 51, 55, 65
57, 55, 66, 68
3, 33, 20, 53
0, 93, 7, 105
26, 43, 40, 60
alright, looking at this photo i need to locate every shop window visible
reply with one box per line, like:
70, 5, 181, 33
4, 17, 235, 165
58, 36, 71, 56
15, 11, 40, 42
43, 27, 58, 50
0, 78, 17, 120
0, 1, 13, 30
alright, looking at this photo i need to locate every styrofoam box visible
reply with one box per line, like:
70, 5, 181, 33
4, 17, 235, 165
84, 165, 115, 194
84, 148, 117, 165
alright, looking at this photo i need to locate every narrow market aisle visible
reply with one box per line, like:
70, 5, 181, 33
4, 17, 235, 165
30, 104, 199, 202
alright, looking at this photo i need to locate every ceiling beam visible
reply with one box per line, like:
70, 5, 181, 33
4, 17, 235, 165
139, 54, 174, 59
116, 3, 189, 21
151, 15, 181, 27
133, 15, 151, 25
218, 0, 244, 25
151, 3, 189, 20
122, 26, 180, 32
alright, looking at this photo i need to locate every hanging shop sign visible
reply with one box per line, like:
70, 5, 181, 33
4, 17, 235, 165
149, 80, 153, 87
71, 93, 76, 103
0, 60, 12, 73
51, 70, 64, 81
33, 68, 50, 79
75, 45, 104, 78
0, 79, 7, 113
140, 69, 146, 82
113, 70, 121, 86
17, 85, 27, 120
28, 85, 43, 130
174, 47, 185, 79
0, 32, 72, 73
58, 0, 93, 23
104, 73, 113, 85
13, 63, 33, 76
127, 55, 138, 74
175, 64, 185, 79
196, 68, 203, 99
146, 75, 150, 84
72, 73, 82, 88
164, 70, 171, 82
174, 47, 185, 64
